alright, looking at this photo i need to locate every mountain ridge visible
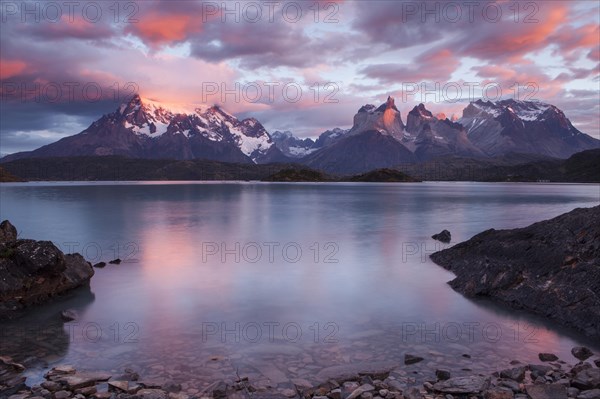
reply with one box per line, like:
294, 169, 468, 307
2, 95, 598, 176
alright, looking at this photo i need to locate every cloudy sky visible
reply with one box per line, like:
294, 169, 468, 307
1, 0, 598, 155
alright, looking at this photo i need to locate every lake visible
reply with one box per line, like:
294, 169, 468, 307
1, 181, 599, 390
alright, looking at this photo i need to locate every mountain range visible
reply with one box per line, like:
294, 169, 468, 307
2, 94, 598, 175
2, 95, 287, 164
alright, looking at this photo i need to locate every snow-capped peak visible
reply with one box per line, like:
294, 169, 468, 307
112, 94, 275, 162
469, 98, 551, 121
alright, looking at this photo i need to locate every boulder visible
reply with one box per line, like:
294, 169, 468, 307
0, 221, 94, 318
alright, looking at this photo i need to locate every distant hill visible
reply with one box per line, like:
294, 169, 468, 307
347, 168, 420, 182
394, 150, 600, 182
1, 149, 598, 183
261, 168, 333, 182
0, 167, 24, 182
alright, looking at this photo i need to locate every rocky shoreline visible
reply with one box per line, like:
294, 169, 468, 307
0, 221, 95, 319
430, 206, 600, 339
2, 346, 599, 399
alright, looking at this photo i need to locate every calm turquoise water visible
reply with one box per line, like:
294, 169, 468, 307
1, 182, 599, 389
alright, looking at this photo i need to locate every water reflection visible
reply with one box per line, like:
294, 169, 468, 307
0, 286, 95, 382
0, 182, 598, 389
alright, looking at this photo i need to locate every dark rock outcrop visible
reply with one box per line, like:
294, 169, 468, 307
430, 206, 600, 338
432, 229, 451, 243
0, 220, 95, 318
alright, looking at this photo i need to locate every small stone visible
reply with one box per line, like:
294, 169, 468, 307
500, 367, 526, 383
572, 369, 600, 390
163, 382, 181, 393
347, 384, 376, 399
41, 381, 62, 392
58, 372, 111, 390
405, 354, 424, 365
344, 382, 361, 393
379, 389, 390, 397
462, 354, 471, 359
424, 382, 434, 391
539, 353, 559, 362
433, 376, 490, 394
60, 309, 78, 321
109, 258, 121, 264
361, 393, 374, 399
484, 388, 514, 399
498, 379, 520, 393
280, 388, 296, 398
108, 380, 129, 392
49, 365, 76, 375
93, 262, 106, 268
573, 363, 594, 375
436, 370, 451, 381
577, 389, 600, 399
595, 360, 600, 368
329, 388, 342, 399
212, 381, 227, 399
530, 365, 553, 380
75, 386, 97, 396
54, 390, 71, 399
525, 384, 567, 399
136, 389, 168, 399
361, 376, 374, 386
432, 229, 451, 243
572, 347, 594, 362
404, 387, 422, 399
291, 378, 312, 390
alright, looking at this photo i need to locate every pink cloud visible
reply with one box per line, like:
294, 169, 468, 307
0, 59, 28, 79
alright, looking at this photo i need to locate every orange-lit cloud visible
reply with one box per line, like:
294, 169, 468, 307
0, 60, 28, 79
126, 13, 202, 47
